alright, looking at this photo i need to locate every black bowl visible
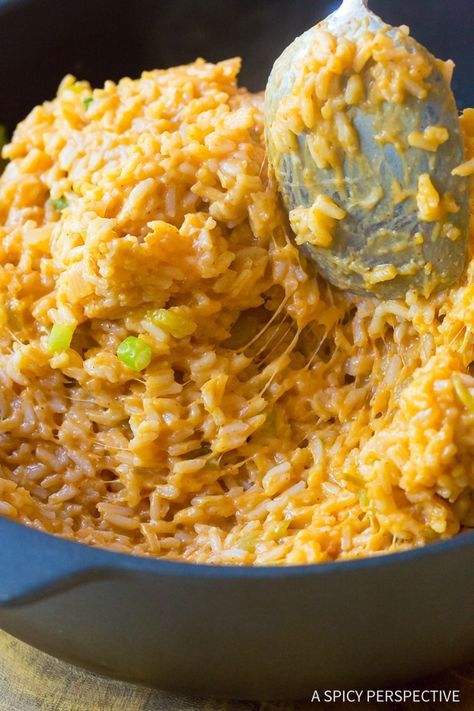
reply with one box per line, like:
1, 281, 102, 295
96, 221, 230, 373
1, 517, 474, 699
0, 0, 473, 700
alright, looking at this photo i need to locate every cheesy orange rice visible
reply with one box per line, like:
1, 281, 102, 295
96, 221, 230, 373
0, 57, 473, 565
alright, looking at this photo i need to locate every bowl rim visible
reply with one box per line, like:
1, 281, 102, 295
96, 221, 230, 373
0, 0, 472, 583
1, 514, 474, 580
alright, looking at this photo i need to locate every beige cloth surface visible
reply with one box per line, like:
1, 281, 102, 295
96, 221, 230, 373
0, 630, 473, 711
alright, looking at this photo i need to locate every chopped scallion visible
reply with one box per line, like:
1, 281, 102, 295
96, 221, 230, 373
83, 97, 93, 109
117, 336, 152, 371
48, 323, 75, 353
149, 308, 196, 338
50, 197, 69, 211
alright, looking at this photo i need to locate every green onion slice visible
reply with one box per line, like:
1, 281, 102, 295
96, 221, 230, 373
50, 197, 69, 211
117, 336, 152, 371
149, 308, 196, 338
48, 323, 75, 353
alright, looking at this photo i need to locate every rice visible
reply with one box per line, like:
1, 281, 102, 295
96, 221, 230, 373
0, 58, 473, 565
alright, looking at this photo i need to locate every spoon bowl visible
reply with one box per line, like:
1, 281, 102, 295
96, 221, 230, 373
265, 0, 469, 297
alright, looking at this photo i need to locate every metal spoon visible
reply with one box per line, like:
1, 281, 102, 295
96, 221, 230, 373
265, 0, 469, 298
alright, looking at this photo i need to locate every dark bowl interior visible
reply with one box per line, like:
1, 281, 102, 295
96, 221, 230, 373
0, 0, 473, 134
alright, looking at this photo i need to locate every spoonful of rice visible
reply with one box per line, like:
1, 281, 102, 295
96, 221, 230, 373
265, 0, 469, 297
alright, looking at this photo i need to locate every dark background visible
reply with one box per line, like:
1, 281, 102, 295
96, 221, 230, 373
0, 0, 473, 130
